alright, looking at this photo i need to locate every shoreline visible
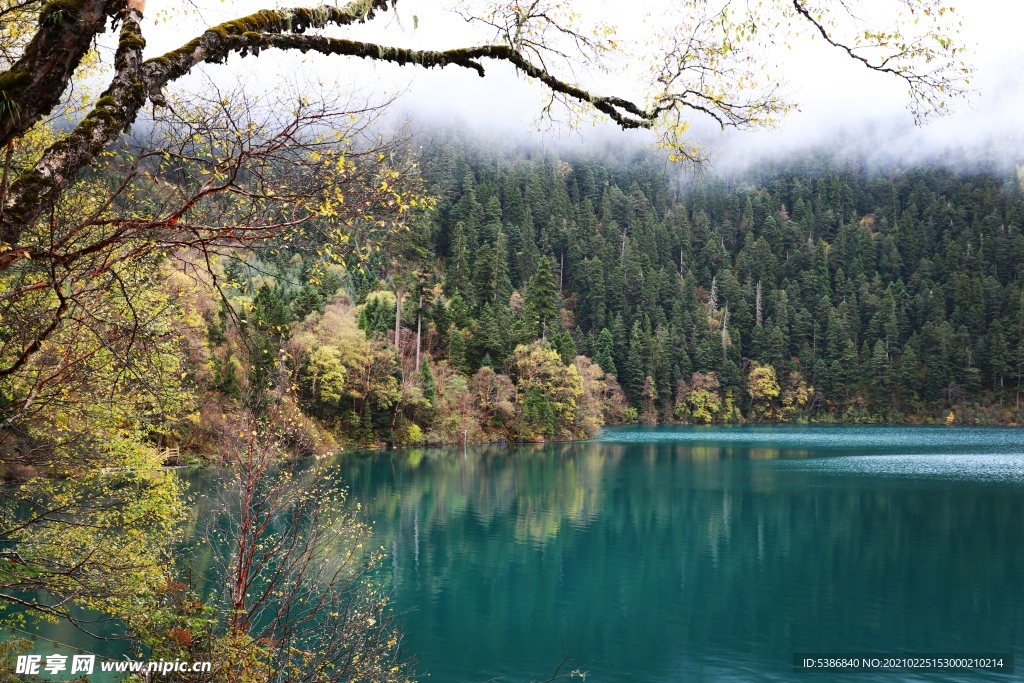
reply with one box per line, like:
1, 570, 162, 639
340, 418, 1024, 454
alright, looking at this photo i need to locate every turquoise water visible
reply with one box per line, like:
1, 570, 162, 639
12, 425, 1024, 681
336, 426, 1024, 682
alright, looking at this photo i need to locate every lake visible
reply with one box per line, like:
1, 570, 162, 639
14, 425, 1024, 682
335, 426, 1024, 682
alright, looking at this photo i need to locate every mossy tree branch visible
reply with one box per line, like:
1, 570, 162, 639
179, 34, 658, 127
0, 0, 395, 257
0, 0, 970, 264
0, 0, 124, 149
0, 0, 145, 254
1, 4, 655, 256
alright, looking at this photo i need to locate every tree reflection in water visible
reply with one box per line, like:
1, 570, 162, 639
330, 428, 1024, 683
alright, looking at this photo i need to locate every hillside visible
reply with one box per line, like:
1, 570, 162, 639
201, 136, 1024, 448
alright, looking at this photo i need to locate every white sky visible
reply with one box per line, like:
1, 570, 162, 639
140, 0, 1024, 167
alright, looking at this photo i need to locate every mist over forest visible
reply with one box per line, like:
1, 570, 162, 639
197, 117, 1024, 449
364, 127, 1024, 432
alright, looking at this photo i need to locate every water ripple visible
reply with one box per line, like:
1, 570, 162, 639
598, 425, 1024, 453
786, 452, 1024, 483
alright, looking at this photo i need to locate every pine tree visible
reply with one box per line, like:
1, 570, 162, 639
448, 326, 468, 373
594, 328, 617, 377
432, 298, 453, 349
472, 244, 499, 308
624, 322, 646, 407
292, 285, 324, 320
473, 303, 508, 367
414, 139, 1024, 424
502, 176, 527, 230
988, 321, 1009, 389
551, 331, 578, 366
419, 361, 437, 407
870, 339, 892, 411
251, 284, 292, 340
641, 375, 658, 424
480, 196, 503, 245
610, 313, 628, 378
523, 256, 561, 339
493, 229, 514, 304
212, 347, 241, 398
897, 343, 920, 408
446, 221, 472, 296
578, 257, 606, 332
247, 284, 291, 394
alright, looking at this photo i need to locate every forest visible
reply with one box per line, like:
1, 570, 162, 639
203, 132, 1024, 452
10, 127, 1019, 457
0, 1, 985, 679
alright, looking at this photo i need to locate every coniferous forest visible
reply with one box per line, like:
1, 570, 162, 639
215, 133, 1024, 449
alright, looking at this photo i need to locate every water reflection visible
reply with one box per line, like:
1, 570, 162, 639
334, 428, 1024, 683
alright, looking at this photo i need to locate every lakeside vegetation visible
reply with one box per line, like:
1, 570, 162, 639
11, 131, 1024, 462
0, 0, 985, 680
184, 135, 1024, 455
415, 137, 1024, 429
6, 118, 1024, 679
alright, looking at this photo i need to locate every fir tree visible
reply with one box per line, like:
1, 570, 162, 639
523, 256, 561, 339
551, 331, 577, 366
419, 361, 437, 407
624, 322, 646, 406
594, 328, 617, 377
448, 326, 468, 373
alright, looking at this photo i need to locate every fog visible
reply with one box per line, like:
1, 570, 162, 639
141, 0, 1024, 173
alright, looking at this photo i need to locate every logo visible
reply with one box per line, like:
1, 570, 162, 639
15, 654, 95, 675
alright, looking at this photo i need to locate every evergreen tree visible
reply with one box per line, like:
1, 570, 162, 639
432, 298, 454, 349
523, 256, 562, 339
414, 136, 1024, 422
419, 361, 437, 406
870, 339, 892, 411
212, 347, 241, 398
897, 343, 920, 408
472, 303, 508, 367
623, 322, 646, 406
610, 313, 628, 379
292, 285, 324, 320
446, 221, 472, 296
578, 257, 606, 331
551, 331, 578, 366
448, 326, 468, 373
594, 328, 617, 377
472, 244, 500, 308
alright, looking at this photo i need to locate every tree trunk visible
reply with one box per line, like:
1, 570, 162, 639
394, 289, 403, 352
415, 295, 423, 372
0, 141, 13, 223
755, 280, 762, 327
0, 0, 119, 151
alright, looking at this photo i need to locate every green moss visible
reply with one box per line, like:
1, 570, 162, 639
196, 3, 380, 42
80, 93, 122, 128
3, 168, 52, 228
38, 0, 88, 27
0, 70, 31, 93
0, 70, 30, 122
144, 1, 393, 82
82, 108, 118, 126
118, 32, 146, 53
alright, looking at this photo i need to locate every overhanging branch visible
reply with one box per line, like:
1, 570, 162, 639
0, 0, 124, 149
0, 0, 396, 255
